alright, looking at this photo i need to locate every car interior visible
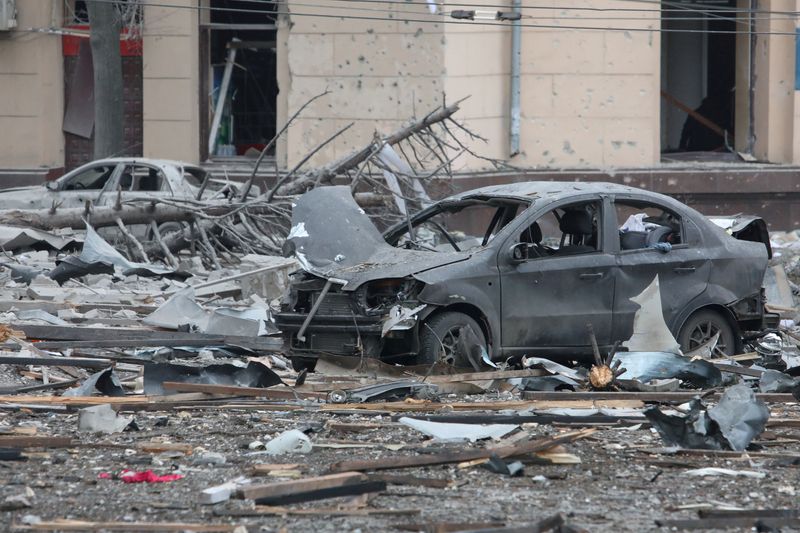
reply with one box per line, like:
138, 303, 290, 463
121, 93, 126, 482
615, 201, 682, 250
519, 201, 601, 258
62, 165, 116, 190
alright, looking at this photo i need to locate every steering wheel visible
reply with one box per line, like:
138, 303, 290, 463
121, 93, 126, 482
71, 182, 86, 190
429, 221, 460, 252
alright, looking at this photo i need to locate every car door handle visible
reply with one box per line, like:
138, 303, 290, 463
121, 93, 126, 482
673, 267, 696, 274
579, 273, 603, 280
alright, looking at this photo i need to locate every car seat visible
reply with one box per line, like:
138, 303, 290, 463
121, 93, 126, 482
119, 172, 133, 190
520, 221, 547, 258
555, 210, 595, 255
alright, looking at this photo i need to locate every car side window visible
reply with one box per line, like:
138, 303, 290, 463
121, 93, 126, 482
119, 165, 166, 192
517, 200, 602, 258
615, 200, 683, 251
62, 165, 115, 190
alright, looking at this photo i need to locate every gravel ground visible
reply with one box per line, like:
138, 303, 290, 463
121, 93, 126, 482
1, 395, 799, 532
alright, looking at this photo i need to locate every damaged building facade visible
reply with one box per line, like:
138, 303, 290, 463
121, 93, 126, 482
1, 1, 800, 220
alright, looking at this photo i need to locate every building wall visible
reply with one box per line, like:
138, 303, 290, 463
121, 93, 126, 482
282, 0, 660, 170
752, 0, 795, 163
0, 0, 64, 171
281, 0, 445, 168
443, 1, 661, 169
142, 0, 200, 163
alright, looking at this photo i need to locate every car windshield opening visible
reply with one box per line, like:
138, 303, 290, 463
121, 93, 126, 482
393, 198, 530, 252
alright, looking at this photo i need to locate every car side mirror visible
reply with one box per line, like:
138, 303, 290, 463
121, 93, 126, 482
45, 181, 58, 191
509, 242, 529, 264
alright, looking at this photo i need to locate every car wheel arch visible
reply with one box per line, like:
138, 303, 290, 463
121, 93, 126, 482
676, 303, 741, 353
420, 303, 493, 353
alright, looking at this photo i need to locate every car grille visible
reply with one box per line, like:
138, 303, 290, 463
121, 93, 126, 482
294, 332, 357, 354
311, 292, 354, 316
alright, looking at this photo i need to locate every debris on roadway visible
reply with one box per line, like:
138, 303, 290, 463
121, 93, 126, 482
1, 105, 800, 532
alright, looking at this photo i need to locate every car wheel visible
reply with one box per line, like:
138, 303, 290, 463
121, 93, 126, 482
418, 311, 487, 369
678, 309, 737, 357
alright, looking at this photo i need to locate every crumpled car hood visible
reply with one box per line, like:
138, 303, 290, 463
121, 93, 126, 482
286, 186, 469, 290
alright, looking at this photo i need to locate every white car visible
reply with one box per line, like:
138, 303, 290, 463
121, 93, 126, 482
0, 158, 243, 211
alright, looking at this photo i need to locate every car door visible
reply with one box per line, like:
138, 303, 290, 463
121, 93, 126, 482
498, 195, 617, 356
96, 163, 174, 239
52, 163, 121, 209
610, 195, 712, 343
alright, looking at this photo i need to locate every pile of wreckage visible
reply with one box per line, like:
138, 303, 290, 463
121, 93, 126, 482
0, 102, 800, 531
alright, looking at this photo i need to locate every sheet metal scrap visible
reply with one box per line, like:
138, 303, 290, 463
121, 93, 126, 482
611, 351, 722, 388
327, 380, 438, 404
644, 384, 770, 451
63, 367, 126, 398
143, 361, 283, 396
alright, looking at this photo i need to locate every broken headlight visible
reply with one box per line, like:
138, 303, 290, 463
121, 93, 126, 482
356, 278, 423, 315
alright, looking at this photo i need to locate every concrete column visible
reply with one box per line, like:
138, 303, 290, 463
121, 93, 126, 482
751, 0, 795, 162
142, 0, 200, 163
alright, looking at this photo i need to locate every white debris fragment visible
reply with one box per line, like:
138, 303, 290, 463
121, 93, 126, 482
287, 222, 309, 239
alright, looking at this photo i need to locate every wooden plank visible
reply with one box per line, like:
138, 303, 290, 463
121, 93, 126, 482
0, 355, 112, 369
9, 324, 282, 351
161, 382, 325, 400
322, 399, 643, 412
0, 436, 73, 448
250, 463, 305, 475
238, 472, 367, 500
11, 520, 241, 532
136, 442, 194, 454
368, 474, 450, 488
220, 506, 420, 517
254, 480, 386, 505
521, 391, 796, 403
329, 428, 594, 473
654, 517, 800, 529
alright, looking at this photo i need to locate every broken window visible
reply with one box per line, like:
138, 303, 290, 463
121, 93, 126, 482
393, 199, 528, 252
203, 0, 279, 159
615, 200, 683, 251
517, 201, 601, 257
61, 164, 116, 190
118, 165, 167, 192
660, 0, 736, 158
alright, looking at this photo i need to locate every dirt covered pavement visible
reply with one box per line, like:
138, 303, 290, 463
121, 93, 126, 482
2, 384, 800, 532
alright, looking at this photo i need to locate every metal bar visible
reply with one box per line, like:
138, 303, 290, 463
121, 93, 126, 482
208, 42, 238, 157
296, 279, 333, 343
509, 0, 521, 156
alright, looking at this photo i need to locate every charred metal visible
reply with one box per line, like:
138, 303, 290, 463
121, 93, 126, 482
276, 182, 774, 368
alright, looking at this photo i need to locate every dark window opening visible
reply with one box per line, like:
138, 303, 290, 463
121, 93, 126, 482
660, 0, 736, 159
614, 200, 683, 251
206, 1, 279, 159
518, 201, 602, 258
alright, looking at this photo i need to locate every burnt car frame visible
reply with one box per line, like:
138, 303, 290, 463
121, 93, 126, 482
276, 182, 773, 367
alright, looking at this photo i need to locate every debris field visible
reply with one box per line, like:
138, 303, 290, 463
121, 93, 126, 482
0, 104, 799, 532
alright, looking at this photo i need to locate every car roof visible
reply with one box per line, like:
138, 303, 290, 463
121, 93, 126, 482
83, 158, 203, 170
444, 181, 649, 202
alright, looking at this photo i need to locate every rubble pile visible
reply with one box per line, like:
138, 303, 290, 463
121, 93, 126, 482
0, 242, 798, 531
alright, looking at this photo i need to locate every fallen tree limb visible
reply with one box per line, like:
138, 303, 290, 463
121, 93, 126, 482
276, 101, 462, 196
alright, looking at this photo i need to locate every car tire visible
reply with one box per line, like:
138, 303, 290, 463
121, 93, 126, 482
678, 309, 737, 357
418, 311, 487, 369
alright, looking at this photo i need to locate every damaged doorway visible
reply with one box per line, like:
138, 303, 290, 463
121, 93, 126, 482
660, 0, 736, 160
201, 0, 279, 161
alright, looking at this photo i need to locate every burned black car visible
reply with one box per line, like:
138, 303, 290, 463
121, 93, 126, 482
276, 182, 773, 368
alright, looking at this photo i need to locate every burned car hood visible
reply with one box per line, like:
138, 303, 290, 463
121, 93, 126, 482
285, 186, 469, 290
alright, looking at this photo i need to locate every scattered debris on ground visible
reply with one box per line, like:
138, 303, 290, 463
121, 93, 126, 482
0, 104, 799, 532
